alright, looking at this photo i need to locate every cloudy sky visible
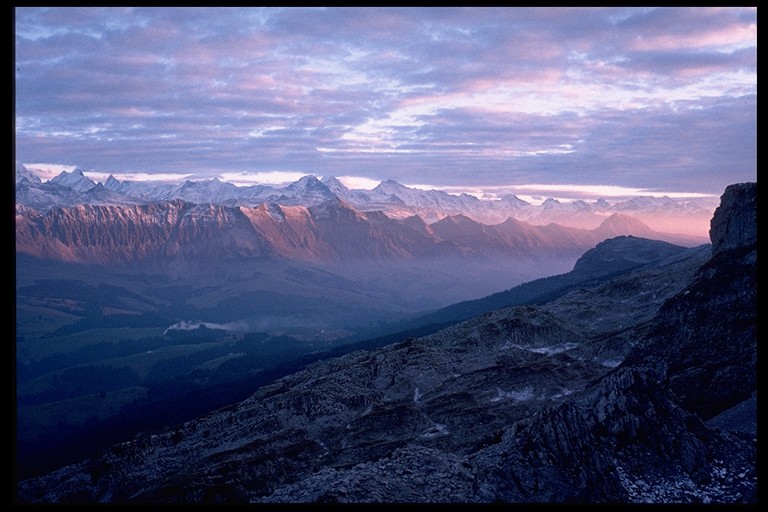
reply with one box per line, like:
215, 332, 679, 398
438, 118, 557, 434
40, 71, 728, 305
15, 7, 756, 200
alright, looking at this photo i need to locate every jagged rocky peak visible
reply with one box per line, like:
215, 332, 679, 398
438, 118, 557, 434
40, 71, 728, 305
709, 182, 756, 255
104, 174, 121, 188
593, 198, 610, 209
541, 197, 561, 207
49, 167, 97, 192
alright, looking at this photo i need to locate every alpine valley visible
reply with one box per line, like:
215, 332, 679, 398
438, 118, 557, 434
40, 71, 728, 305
14, 164, 755, 503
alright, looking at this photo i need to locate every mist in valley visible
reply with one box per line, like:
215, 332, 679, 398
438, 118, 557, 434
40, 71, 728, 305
15, 243, 584, 479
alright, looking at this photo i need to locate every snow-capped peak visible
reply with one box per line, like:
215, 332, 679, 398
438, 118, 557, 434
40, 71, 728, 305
49, 168, 96, 192
320, 176, 349, 192
15, 162, 42, 184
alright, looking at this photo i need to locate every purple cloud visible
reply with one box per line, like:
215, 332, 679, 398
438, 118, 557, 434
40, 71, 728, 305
15, 7, 756, 197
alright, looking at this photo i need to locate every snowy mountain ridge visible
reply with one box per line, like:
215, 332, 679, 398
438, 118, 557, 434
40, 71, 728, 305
15, 163, 717, 239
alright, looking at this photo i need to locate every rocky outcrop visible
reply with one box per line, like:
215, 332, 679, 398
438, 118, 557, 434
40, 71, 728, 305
623, 181, 756, 419
626, 250, 756, 419
261, 366, 756, 503
472, 366, 755, 503
709, 182, 757, 255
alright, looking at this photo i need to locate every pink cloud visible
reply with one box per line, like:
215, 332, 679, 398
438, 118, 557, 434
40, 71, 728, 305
629, 17, 755, 52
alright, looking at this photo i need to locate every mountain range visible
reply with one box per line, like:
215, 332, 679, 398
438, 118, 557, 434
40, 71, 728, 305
15, 182, 756, 504
16, 163, 715, 240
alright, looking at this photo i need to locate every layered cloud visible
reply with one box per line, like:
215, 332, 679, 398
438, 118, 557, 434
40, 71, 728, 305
15, 7, 756, 197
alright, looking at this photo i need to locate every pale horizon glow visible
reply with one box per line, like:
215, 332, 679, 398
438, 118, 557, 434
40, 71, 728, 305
217, 171, 310, 187
15, 7, 756, 198
505, 183, 718, 199
24, 163, 78, 181
400, 181, 718, 203
335, 176, 381, 190
84, 171, 194, 184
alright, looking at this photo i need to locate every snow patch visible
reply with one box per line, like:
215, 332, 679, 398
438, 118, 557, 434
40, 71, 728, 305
266, 203, 285, 222
420, 422, 449, 439
500, 339, 579, 355
615, 460, 756, 503
164, 320, 248, 335
490, 385, 534, 403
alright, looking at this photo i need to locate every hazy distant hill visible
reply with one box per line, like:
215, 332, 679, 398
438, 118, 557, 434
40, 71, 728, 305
386, 235, 707, 333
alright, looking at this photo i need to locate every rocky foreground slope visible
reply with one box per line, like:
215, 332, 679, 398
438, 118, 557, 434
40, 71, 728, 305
16, 183, 756, 504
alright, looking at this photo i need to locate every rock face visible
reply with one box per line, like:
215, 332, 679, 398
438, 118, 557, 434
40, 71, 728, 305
624, 181, 757, 419
471, 366, 755, 503
16, 199, 678, 265
709, 182, 757, 255
15, 183, 756, 504
263, 364, 754, 504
